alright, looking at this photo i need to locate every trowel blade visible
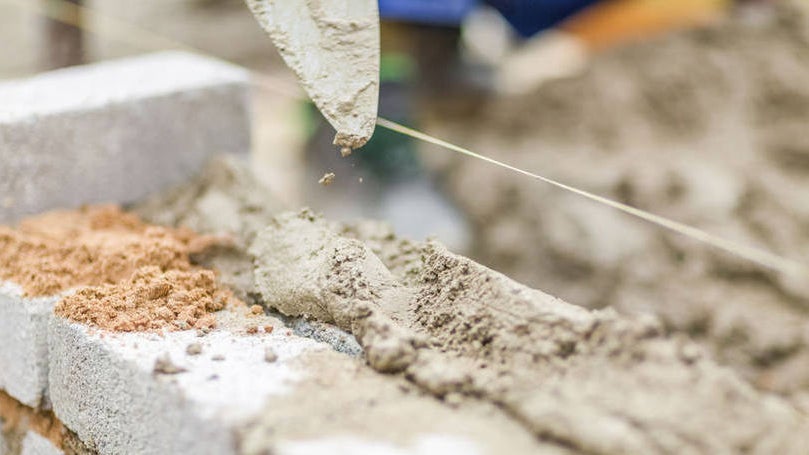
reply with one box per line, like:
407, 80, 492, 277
245, 0, 380, 151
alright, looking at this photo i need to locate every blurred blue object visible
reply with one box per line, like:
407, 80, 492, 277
378, 0, 479, 26
378, 0, 600, 37
486, 0, 599, 37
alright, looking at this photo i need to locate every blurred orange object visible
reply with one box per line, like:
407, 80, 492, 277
562, 0, 731, 51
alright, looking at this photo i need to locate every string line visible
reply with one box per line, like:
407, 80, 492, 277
5, 0, 808, 278
376, 118, 808, 277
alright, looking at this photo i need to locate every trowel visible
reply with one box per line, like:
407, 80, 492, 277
245, 0, 380, 154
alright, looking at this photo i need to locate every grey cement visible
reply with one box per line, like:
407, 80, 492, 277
0, 282, 59, 408
244, 0, 380, 150
249, 210, 809, 454
0, 51, 250, 223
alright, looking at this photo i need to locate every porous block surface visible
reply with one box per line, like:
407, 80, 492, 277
0, 283, 58, 408
48, 317, 323, 455
0, 51, 250, 223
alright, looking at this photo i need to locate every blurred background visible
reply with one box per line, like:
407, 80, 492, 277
1, 0, 759, 250
3, 0, 809, 407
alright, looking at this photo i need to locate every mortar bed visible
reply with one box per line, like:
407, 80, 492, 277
1, 168, 808, 454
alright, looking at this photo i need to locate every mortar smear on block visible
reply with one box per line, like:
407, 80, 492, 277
105, 158, 809, 453
250, 210, 809, 453
0, 205, 240, 332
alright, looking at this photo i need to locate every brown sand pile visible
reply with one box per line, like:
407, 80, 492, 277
56, 267, 228, 332
134, 157, 284, 304
0, 205, 205, 297
0, 205, 237, 332
428, 3, 809, 401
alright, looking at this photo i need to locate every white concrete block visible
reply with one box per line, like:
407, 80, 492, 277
0, 282, 59, 408
20, 432, 63, 455
48, 317, 325, 455
0, 51, 250, 223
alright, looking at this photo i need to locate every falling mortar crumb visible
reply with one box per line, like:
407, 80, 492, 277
340, 147, 352, 157
250, 305, 263, 315
186, 343, 203, 356
264, 325, 274, 334
153, 354, 186, 375
319, 173, 335, 186
444, 393, 463, 407
264, 347, 278, 363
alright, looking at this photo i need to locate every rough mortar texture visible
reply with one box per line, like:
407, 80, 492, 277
135, 156, 284, 304
431, 2, 809, 403
0, 51, 249, 223
135, 156, 283, 245
251, 211, 420, 374
251, 210, 809, 454
244, 0, 379, 150
240, 350, 557, 455
409, 246, 809, 454
130, 161, 809, 453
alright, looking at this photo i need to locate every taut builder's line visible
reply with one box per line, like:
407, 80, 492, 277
7, 0, 809, 279
376, 118, 809, 278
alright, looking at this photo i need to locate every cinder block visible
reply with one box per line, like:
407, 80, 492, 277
0, 282, 59, 408
20, 432, 63, 455
48, 317, 325, 455
0, 51, 250, 223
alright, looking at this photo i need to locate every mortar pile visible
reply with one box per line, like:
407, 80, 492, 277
433, 2, 809, 403
142, 161, 809, 454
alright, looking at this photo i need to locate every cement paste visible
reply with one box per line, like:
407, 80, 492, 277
244, 0, 380, 151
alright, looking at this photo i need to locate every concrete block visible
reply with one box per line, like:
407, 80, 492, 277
0, 51, 250, 223
48, 317, 325, 455
0, 283, 59, 408
20, 432, 63, 455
